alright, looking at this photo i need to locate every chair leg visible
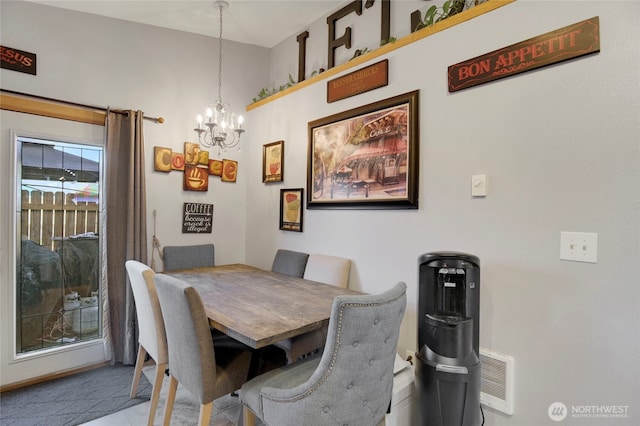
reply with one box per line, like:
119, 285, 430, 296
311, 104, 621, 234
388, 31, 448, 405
130, 344, 147, 398
163, 375, 178, 426
247, 350, 261, 380
147, 362, 167, 426
284, 349, 294, 365
198, 402, 213, 426
243, 405, 257, 426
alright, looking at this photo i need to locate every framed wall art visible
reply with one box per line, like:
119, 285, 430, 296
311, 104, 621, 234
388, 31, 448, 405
263, 140, 284, 183
171, 152, 185, 170
221, 159, 238, 182
307, 90, 419, 209
279, 188, 303, 232
182, 202, 213, 233
183, 165, 208, 191
152, 142, 240, 189
184, 142, 200, 165
208, 159, 223, 176
154, 146, 172, 172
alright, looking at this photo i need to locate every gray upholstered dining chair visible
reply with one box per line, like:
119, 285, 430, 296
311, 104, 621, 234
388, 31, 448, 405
163, 243, 215, 272
241, 282, 407, 426
125, 260, 168, 426
274, 254, 352, 364
271, 249, 309, 277
154, 273, 252, 426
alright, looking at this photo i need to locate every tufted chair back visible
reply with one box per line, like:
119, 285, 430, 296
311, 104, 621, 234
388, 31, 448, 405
241, 282, 407, 426
163, 243, 215, 272
275, 254, 352, 364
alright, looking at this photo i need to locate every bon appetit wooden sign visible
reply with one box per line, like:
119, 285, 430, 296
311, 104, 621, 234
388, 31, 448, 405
448, 17, 600, 92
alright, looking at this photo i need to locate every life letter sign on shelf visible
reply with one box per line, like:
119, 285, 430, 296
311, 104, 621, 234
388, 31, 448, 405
448, 17, 600, 93
1, 45, 37, 75
182, 202, 213, 234
327, 59, 388, 103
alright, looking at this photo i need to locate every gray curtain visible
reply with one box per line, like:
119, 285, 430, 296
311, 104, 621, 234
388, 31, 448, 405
104, 109, 147, 365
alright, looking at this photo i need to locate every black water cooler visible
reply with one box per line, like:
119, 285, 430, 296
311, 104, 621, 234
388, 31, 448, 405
416, 252, 482, 426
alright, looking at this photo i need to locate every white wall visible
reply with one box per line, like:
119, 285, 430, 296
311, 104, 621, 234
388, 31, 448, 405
1, 1, 639, 424
0, 0, 268, 384
246, 1, 639, 425
1, 0, 270, 266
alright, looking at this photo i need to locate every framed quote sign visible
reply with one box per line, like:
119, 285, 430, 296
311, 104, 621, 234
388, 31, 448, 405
182, 202, 213, 233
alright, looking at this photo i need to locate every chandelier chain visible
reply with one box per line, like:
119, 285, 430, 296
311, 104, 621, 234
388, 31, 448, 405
217, 3, 223, 106
193, 0, 245, 152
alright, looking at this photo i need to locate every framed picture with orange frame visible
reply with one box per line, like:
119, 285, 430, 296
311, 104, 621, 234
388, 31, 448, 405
263, 140, 284, 183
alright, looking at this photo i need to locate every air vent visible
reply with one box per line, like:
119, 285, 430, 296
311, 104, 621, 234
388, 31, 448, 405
480, 348, 514, 415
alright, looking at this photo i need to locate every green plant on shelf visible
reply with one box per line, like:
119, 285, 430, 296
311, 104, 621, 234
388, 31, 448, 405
415, 0, 484, 31
380, 36, 397, 47
251, 1, 487, 104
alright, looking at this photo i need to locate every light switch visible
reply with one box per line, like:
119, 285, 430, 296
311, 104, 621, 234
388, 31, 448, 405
560, 232, 598, 263
471, 174, 487, 197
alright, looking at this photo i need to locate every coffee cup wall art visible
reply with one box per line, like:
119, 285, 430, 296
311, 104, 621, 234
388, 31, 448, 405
153, 142, 239, 191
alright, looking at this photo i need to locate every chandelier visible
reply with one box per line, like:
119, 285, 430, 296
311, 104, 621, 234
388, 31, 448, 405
194, 0, 245, 152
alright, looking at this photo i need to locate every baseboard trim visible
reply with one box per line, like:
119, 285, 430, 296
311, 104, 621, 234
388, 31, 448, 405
0, 361, 110, 393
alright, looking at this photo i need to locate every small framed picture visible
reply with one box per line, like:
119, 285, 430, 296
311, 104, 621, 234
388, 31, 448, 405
279, 188, 303, 232
208, 159, 223, 176
184, 165, 208, 191
154, 146, 172, 172
184, 142, 200, 165
221, 159, 238, 182
263, 140, 284, 183
171, 152, 185, 171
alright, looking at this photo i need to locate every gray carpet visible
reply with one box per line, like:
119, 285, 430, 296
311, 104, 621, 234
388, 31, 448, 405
0, 364, 151, 426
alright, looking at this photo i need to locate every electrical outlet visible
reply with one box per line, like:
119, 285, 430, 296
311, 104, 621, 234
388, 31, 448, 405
560, 231, 598, 263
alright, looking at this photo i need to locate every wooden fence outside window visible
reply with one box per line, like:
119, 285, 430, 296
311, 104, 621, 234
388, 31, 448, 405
21, 190, 99, 249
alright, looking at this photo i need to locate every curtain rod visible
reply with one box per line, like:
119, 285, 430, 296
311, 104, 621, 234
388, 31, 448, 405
0, 89, 164, 123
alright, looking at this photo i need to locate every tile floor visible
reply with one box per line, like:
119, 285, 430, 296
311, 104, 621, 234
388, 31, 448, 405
81, 364, 263, 426
80, 357, 414, 426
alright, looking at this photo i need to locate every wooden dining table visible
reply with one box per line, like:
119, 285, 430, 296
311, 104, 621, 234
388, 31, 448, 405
166, 263, 362, 349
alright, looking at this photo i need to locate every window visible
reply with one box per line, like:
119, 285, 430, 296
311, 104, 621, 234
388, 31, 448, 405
17, 137, 103, 353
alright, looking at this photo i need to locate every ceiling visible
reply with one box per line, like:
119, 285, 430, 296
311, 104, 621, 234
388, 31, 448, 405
24, 0, 347, 48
